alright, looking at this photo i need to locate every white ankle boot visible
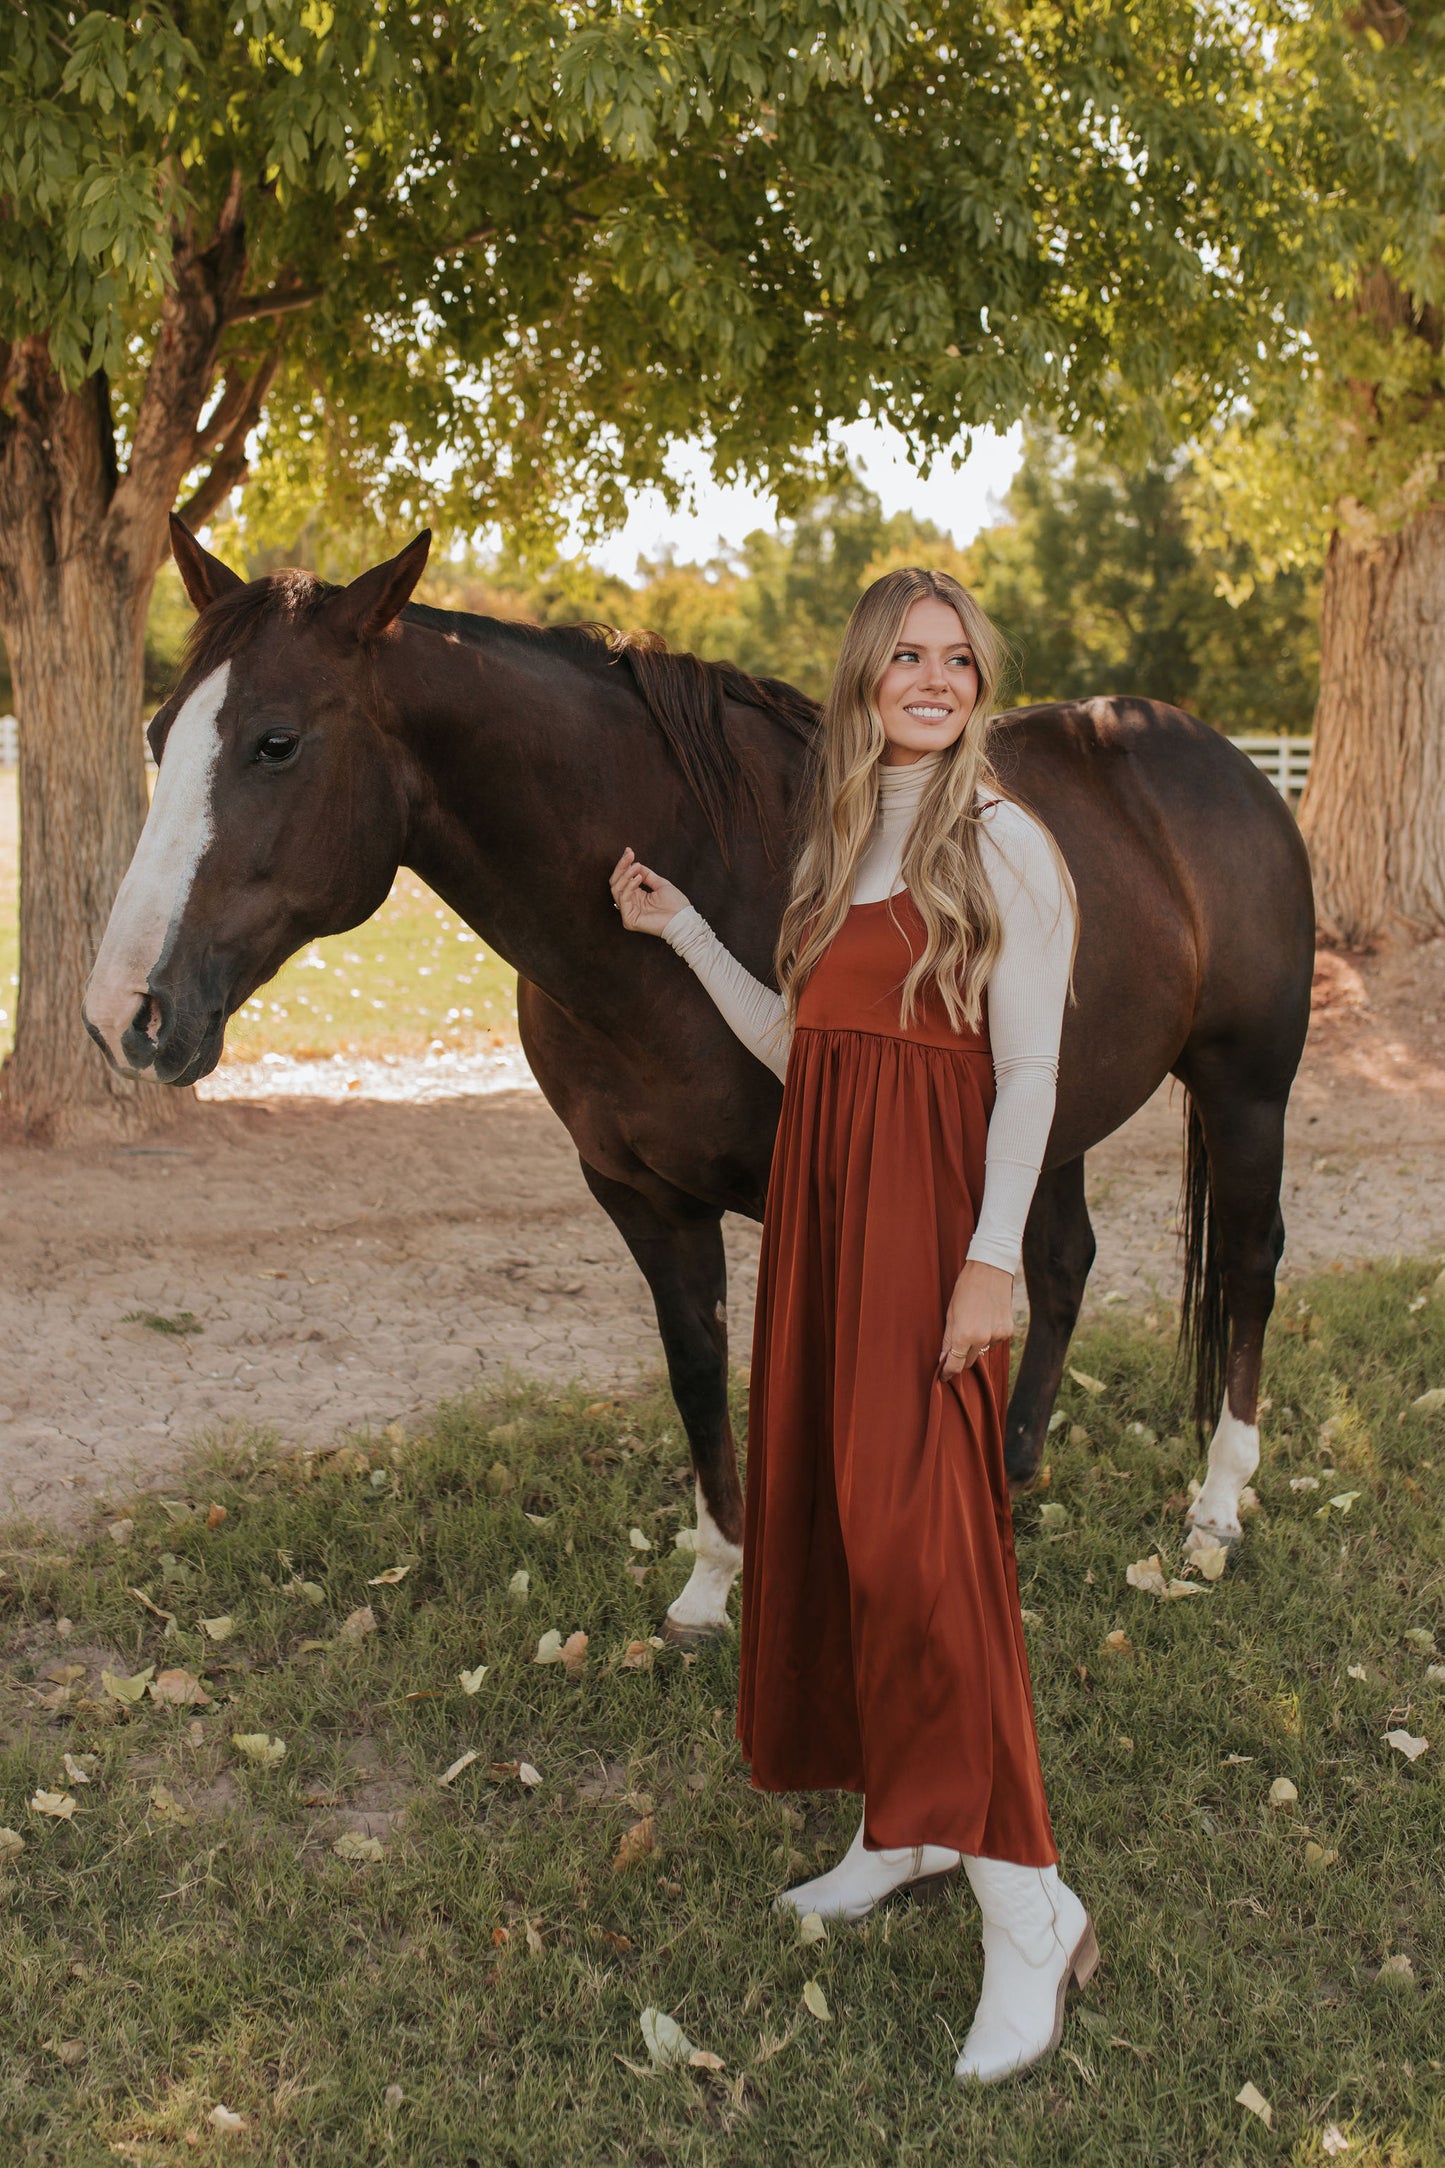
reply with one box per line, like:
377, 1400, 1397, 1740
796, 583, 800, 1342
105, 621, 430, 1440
773, 1812, 960, 1924
954, 1857, 1098, 2083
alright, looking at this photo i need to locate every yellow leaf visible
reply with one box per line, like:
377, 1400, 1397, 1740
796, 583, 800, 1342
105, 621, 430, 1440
0, 1826, 25, 1860
1068, 1367, 1106, 1395
149, 1668, 212, 1707
438, 1749, 480, 1787
209, 2106, 248, 2133
508, 1570, 530, 1600
1190, 1543, 1228, 1582
628, 1527, 653, 1552
1377, 1952, 1416, 1986
640, 2007, 694, 2068
339, 1605, 376, 1642
1126, 1555, 1169, 1598
333, 1831, 385, 1862
801, 1980, 831, 2022
1103, 1630, 1133, 1654
613, 1815, 657, 1872
525, 1921, 544, 1956
367, 1563, 412, 1587
1268, 1777, 1298, 1807
1347, 1663, 1367, 1680
1037, 1503, 1068, 1530
61, 1753, 95, 1786
31, 1790, 77, 1820
1328, 1491, 1361, 1514
459, 1665, 488, 1694
798, 1911, 827, 1946
688, 2049, 726, 2072
518, 1762, 542, 1788
102, 1665, 154, 1705
1304, 1842, 1339, 1868
1383, 1729, 1430, 1762
1409, 1387, 1445, 1414
620, 1639, 654, 1671
149, 1782, 193, 1825
231, 1733, 286, 1768
1235, 2081, 1273, 2128
200, 1615, 234, 1642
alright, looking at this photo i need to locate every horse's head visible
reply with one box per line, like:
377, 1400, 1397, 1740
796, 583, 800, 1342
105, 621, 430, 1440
83, 517, 430, 1085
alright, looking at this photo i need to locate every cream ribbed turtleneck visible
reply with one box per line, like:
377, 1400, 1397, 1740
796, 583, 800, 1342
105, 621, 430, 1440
661, 756, 1075, 1275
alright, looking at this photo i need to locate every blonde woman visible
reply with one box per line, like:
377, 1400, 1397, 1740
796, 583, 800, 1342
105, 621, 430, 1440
609, 567, 1096, 2084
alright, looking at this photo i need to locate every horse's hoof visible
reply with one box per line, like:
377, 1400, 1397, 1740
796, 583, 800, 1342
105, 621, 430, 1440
662, 1612, 732, 1647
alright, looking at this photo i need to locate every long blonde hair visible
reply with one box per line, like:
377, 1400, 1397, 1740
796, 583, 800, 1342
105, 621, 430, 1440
776, 567, 1072, 1031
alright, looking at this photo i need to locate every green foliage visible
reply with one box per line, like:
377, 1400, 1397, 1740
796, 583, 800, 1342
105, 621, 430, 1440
962, 429, 1321, 729
1, 1267, 1443, 2158
3, 1, 1319, 554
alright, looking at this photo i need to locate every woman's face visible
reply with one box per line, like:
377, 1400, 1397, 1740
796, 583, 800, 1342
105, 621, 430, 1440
875, 596, 980, 765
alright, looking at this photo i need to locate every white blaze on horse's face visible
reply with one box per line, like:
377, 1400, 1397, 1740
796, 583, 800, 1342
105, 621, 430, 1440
83, 662, 230, 1069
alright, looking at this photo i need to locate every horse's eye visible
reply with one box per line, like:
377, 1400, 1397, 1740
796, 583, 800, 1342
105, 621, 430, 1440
254, 730, 300, 766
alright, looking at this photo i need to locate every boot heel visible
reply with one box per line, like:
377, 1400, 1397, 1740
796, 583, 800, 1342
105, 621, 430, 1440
1070, 1918, 1100, 1989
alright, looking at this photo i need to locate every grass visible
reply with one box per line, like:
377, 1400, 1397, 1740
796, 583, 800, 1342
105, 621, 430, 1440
0, 774, 519, 1065
1, 1261, 1443, 2165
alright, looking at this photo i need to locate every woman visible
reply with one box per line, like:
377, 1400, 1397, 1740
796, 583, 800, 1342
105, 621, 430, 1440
608, 567, 1096, 2085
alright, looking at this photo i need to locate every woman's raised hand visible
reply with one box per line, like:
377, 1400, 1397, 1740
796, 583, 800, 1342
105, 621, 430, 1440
609, 846, 691, 937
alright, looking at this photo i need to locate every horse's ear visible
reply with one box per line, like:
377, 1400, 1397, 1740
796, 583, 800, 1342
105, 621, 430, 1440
169, 514, 245, 613
328, 531, 432, 643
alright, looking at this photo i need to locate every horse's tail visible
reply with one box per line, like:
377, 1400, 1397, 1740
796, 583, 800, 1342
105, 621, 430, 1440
1178, 1090, 1228, 1433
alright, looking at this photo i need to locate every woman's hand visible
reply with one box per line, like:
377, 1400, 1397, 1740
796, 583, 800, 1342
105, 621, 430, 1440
609, 846, 691, 936
939, 1260, 1015, 1379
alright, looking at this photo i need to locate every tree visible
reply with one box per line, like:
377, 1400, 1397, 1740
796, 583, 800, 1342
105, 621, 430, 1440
962, 427, 1319, 731
1, 0, 1307, 1136
1184, 1, 1445, 943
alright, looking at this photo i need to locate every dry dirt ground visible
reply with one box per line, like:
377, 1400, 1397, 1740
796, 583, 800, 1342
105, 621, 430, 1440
3, 937, 1443, 1531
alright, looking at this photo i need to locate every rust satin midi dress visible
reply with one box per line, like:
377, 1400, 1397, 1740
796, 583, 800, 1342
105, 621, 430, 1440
736, 889, 1059, 1868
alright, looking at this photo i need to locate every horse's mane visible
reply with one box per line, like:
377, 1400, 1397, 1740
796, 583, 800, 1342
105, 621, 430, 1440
179, 575, 819, 852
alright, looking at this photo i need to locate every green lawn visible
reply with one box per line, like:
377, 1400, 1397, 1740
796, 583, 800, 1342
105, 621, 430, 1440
2, 1263, 1442, 2164
0, 774, 520, 1063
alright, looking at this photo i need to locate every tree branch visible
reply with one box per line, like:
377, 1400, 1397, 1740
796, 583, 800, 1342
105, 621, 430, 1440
229, 284, 323, 323
177, 345, 282, 530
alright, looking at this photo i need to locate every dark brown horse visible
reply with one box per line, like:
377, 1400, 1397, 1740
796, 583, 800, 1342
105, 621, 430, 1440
85, 523, 1314, 1636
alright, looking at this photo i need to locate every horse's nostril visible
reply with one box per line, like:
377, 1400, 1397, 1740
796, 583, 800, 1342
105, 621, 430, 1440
131, 995, 161, 1045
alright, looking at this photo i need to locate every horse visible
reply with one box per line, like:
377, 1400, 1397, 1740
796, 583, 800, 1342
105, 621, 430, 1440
84, 521, 1315, 1638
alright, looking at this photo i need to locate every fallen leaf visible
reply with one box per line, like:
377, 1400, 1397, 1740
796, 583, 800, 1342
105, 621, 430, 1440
640, 2007, 695, 2068
802, 1979, 831, 2022
620, 1639, 655, 1671
614, 1815, 657, 1872
1235, 2081, 1273, 2128
200, 1615, 234, 1642
333, 1831, 386, 1863
1428, 1664, 1445, 1684
624, 1563, 649, 1587
1304, 1842, 1339, 1868
438, 1749, 480, 1787
689, 2049, 726, 2073
492, 1926, 510, 1946
1268, 1777, 1299, 1808
1328, 1491, 1361, 1514
508, 1570, 530, 1600
149, 1782, 193, 1825
107, 1519, 134, 1546
798, 1911, 827, 1946
32, 1789, 77, 1819
1376, 1952, 1416, 1986
459, 1665, 488, 1694
1238, 1485, 1261, 1514
47, 2039, 84, 2065
1222, 1753, 1254, 1764
1189, 1543, 1228, 1582
231, 1733, 286, 1768
1347, 1663, 1367, 1681
150, 1668, 212, 1707
1409, 1387, 1445, 1415
61, 1753, 95, 1786
1404, 1627, 1439, 1654
339, 1605, 376, 1642
601, 1930, 634, 1952
523, 1511, 554, 1527
1037, 1503, 1068, 1530
558, 1631, 588, 1677
206, 1503, 228, 1530
1290, 1475, 1320, 1492
1103, 1630, 1133, 1654
102, 1665, 155, 1706
0, 1826, 26, 1859
368, 1563, 412, 1587
1383, 1729, 1430, 1762
525, 1921, 544, 1955
534, 1629, 564, 1665
384, 2085, 404, 2109
1067, 1366, 1106, 1396
41, 1661, 86, 1686
628, 1527, 653, 1552
518, 1762, 542, 1789
1126, 1554, 1168, 1597
127, 1587, 175, 1625
1321, 2125, 1351, 2157
209, 2106, 248, 2134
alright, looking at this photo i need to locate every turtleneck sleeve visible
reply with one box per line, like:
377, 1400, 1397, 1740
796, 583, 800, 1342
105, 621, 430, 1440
659, 772, 1074, 1280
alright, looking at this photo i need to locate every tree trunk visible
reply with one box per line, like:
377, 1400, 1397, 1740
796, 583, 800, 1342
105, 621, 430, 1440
3, 540, 181, 1143
1299, 510, 1445, 945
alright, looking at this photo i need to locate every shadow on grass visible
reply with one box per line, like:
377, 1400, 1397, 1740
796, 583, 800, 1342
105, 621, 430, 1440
1, 1265, 1442, 2164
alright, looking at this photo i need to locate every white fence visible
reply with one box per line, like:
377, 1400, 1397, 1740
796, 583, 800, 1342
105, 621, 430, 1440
0, 712, 1315, 795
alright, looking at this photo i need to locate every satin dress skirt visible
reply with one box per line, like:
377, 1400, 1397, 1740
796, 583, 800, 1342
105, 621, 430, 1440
736, 891, 1057, 1865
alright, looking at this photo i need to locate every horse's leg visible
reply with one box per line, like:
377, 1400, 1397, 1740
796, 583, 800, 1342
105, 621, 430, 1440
579, 1160, 744, 1639
1004, 1156, 1096, 1489
1175, 1058, 1289, 1549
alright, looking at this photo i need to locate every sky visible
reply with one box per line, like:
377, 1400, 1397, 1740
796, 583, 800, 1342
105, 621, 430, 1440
584, 417, 1024, 581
